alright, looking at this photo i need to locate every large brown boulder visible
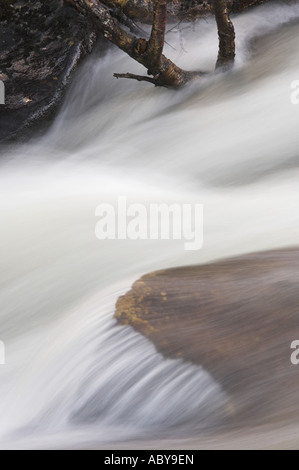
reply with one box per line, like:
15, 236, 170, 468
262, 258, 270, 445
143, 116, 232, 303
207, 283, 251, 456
115, 249, 299, 425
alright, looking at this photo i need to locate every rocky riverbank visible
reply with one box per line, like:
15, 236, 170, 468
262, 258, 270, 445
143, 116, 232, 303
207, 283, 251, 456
0, 0, 100, 143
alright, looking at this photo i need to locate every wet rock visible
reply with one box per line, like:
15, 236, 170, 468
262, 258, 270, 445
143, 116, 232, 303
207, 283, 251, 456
0, 0, 100, 142
115, 249, 299, 424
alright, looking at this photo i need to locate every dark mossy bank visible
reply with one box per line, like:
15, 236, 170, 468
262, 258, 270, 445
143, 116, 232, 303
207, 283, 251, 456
0, 0, 100, 143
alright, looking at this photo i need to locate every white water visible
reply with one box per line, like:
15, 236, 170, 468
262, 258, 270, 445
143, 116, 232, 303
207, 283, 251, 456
1, 2, 299, 449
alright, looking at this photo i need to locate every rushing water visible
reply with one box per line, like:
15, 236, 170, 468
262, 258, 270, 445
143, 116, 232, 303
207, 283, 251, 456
0, 2, 299, 449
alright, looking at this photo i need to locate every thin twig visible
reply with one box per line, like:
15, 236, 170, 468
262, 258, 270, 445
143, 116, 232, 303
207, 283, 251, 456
114, 73, 157, 85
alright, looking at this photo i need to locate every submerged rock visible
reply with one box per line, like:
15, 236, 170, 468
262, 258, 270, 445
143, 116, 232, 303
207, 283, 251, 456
0, 0, 100, 142
115, 249, 299, 424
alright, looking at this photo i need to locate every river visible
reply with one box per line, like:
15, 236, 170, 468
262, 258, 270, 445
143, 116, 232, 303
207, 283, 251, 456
0, 1, 299, 449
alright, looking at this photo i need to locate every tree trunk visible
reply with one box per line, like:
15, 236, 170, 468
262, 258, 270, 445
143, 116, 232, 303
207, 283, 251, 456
213, 0, 236, 69
147, 0, 167, 74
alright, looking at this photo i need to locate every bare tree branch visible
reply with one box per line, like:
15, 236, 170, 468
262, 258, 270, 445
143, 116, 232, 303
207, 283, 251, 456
66, 0, 199, 88
212, 0, 236, 70
147, 0, 167, 73
114, 73, 157, 84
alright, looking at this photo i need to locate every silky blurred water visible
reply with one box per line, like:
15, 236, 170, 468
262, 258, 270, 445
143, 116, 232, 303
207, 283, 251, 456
0, 2, 299, 449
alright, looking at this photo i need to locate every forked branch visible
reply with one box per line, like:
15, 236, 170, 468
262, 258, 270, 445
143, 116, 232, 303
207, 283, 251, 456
66, 0, 199, 88
66, 0, 235, 87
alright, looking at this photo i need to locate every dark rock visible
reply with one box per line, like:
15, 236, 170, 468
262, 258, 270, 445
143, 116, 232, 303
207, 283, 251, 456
0, 0, 100, 142
115, 249, 299, 425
